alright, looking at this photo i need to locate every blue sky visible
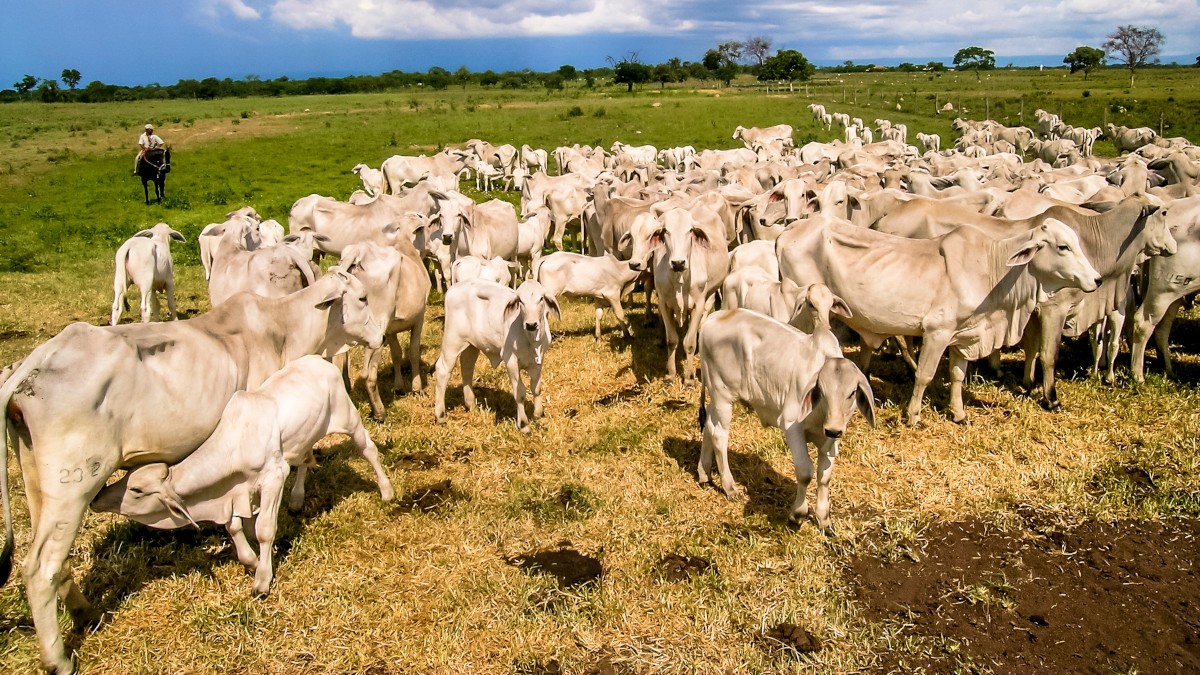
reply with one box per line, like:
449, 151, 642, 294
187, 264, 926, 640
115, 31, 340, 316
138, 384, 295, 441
4, 0, 1198, 88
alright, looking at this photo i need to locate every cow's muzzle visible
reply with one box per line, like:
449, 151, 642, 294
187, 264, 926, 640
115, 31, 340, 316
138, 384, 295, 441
824, 428, 844, 439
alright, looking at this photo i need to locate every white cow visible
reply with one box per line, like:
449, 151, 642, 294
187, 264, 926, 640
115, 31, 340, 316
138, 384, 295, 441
341, 240, 431, 420
91, 355, 393, 598
208, 218, 317, 307
652, 207, 730, 381
433, 280, 560, 433
698, 297, 875, 532
535, 251, 642, 338
0, 270, 383, 674
111, 223, 186, 325
352, 163, 385, 197
451, 255, 516, 287
777, 215, 1102, 425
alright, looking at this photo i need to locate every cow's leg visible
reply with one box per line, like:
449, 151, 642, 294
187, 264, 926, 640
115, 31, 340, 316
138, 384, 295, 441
1129, 294, 1180, 383
854, 331, 885, 375
362, 344, 387, 422
407, 319, 426, 392
507, 359, 531, 433
662, 312, 682, 380
593, 301, 605, 340
1036, 316, 1065, 411
699, 395, 740, 497
907, 334, 950, 426
288, 450, 316, 512
811, 434, 838, 535
338, 400, 394, 502
140, 287, 153, 324
1020, 319, 1042, 396
24, 477, 107, 674
110, 285, 126, 326
1102, 310, 1126, 384
786, 424, 814, 524
608, 294, 632, 337
947, 352, 971, 424
459, 347, 480, 412
1154, 298, 1184, 378
681, 303, 707, 383
226, 517, 260, 571
529, 362, 545, 421
331, 351, 351, 393
251, 460, 289, 598
165, 277, 177, 320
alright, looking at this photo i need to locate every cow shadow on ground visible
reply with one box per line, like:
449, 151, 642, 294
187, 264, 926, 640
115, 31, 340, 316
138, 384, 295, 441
661, 436, 806, 527
74, 443, 381, 644
439, 383, 521, 426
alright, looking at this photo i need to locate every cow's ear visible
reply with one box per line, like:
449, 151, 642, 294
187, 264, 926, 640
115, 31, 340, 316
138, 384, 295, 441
169, 230, 186, 243
544, 293, 561, 321
691, 227, 710, 248
503, 297, 522, 326
830, 293, 853, 319
856, 369, 877, 428
617, 232, 632, 249
282, 234, 301, 244
157, 480, 198, 528
133, 229, 153, 238
1006, 240, 1042, 267
316, 268, 351, 307
798, 385, 817, 421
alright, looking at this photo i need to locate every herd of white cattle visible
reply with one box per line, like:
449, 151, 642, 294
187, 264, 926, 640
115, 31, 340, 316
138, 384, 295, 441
2, 101, 1199, 672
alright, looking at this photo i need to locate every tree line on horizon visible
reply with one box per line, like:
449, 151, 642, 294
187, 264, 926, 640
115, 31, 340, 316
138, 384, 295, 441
6, 25, 1189, 104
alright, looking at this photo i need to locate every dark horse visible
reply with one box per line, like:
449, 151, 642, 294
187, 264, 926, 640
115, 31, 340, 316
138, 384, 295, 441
136, 147, 171, 204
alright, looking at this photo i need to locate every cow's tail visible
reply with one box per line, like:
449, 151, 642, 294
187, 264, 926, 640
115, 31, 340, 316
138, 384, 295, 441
698, 373, 707, 432
113, 242, 131, 312
0, 356, 35, 587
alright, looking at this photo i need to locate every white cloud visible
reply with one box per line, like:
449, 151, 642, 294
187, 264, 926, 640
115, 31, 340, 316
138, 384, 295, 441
201, 0, 263, 21
258, 0, 1199, 57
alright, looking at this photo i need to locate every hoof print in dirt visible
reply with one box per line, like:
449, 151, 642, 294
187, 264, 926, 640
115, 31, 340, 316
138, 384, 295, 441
757, 622, 822, 654
657, 553, 715, 582
393, 479, 459, 514
507, 548, 602, 588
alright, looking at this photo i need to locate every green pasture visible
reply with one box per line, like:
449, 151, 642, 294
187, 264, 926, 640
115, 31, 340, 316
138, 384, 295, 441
0, 70, 1198, 673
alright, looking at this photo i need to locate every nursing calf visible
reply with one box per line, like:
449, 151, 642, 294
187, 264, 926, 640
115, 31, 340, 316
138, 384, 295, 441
91, 356, 393, 598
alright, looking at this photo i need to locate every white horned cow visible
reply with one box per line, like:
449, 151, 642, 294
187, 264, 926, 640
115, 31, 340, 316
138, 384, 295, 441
341, 240, 431, 420
777, 215, 1102, 425
351, 163, 385, 197
733, 124, 794, 150
652, 206, 731, 382
697, 287, 875, 532
90, 355, 394, 598
207, 218, 318, 307
0, 269, 382, 675
535, 251, 642, 339
111, 222, 186, 325
433, 279, 560, 434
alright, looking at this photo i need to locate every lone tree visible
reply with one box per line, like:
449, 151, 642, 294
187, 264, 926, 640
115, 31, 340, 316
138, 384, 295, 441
61, 68, 81, 90
953, 46, 996, 81
1063, 46, 1106, 79
757, 49, 815, 91
1103, 25, 1164, 87
703, 42, 743, 86
743, 36, 773, 67
609, 53, 651, 92
13, 74, 37, 100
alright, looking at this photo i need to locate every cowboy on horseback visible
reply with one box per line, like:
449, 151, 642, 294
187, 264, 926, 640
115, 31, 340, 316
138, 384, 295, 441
133, 123, 165, 175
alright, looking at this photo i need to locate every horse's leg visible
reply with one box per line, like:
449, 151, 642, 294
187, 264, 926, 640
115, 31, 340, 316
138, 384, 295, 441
142, 178, 150, 205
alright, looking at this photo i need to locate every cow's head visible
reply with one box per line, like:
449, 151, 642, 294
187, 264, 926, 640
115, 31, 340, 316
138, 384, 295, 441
505, 280, 561, 350
91, 463, 195, 529
316, 267, 385, 350
807, 358, 876, 439
659, 208, 709, 273
1012, 219, 1102, 294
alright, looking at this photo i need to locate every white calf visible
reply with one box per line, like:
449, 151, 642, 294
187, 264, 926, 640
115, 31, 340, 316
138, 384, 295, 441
451, 255, 516, 287
433, 280, 560, 433
698, 303, 874, 533
111, 223, 186, 325
91, 355, 394, 598
535, 251, 642, 338
352, 163, 386, 197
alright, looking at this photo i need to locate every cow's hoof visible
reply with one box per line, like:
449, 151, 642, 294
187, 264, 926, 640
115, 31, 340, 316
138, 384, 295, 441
1039, 399, 1062, 412
951, 415, 971, 426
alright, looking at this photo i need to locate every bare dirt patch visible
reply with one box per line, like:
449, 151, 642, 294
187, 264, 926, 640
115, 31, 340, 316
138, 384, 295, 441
850, 514, 1200, 673
657, 553, 715, 582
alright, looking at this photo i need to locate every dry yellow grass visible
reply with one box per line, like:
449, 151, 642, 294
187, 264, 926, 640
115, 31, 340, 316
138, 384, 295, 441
3, 279, 1197, 673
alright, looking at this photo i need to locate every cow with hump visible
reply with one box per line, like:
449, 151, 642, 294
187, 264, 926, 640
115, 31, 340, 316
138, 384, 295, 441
776, 213, 1102, 426
0, 268, 383, 675
91, 355, 393, 599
